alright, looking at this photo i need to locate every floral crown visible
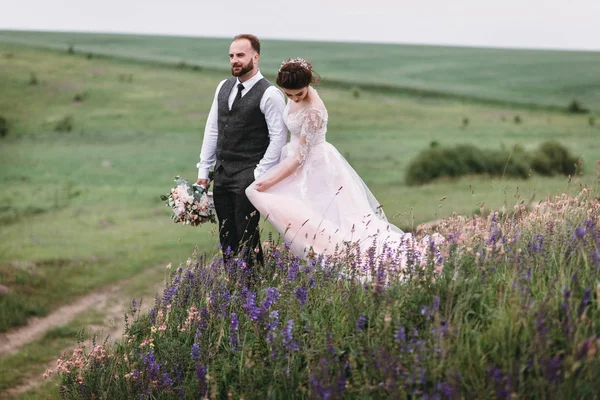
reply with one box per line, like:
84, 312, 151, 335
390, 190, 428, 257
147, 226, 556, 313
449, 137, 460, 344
278, 57, 311, 72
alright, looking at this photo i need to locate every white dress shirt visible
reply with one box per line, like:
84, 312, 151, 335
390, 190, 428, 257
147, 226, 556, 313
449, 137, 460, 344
197, 71, 287, 180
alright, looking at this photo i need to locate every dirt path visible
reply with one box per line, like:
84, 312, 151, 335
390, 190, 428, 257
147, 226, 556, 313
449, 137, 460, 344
0, 266, 165, 398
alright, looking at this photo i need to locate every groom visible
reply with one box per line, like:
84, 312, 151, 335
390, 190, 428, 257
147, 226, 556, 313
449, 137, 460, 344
196, 34, 286, 273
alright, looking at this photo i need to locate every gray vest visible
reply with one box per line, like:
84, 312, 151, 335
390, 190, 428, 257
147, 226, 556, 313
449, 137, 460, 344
215, 77, 271, 175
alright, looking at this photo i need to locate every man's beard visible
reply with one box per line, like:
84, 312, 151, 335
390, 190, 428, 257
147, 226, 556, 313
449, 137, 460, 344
231, 59, 254, 77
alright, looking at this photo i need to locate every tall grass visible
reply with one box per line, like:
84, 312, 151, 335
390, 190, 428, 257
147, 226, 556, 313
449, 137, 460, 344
51, 189, 600, 399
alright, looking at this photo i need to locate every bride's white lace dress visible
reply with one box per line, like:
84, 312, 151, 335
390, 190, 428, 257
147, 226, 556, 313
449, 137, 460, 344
246, 87, 413, 261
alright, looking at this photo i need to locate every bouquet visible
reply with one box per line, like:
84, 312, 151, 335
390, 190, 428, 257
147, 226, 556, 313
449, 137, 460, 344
161, 176, 216, 226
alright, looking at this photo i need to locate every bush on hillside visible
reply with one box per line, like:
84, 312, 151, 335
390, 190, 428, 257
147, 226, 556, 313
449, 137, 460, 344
73, 91, 88, 102
405, 141, 580, 185
0, 117, 7, 137
28, 72, 38, 86
567, 100, 589, 114
118, 74, 133, 83
54, 116, 74, 133
405, 144, 529, 186
530, 140, 581, 176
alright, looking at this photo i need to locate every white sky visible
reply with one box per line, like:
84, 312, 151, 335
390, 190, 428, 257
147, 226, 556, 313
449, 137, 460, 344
1, 0, 599, 51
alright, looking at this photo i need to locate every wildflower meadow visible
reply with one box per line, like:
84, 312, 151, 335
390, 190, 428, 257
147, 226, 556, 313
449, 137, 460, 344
48, 188, 600, 399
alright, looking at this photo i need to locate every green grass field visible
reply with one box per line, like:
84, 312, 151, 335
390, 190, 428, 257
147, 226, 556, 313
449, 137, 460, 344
2, 30, 600, 110
0, 34, 599, 396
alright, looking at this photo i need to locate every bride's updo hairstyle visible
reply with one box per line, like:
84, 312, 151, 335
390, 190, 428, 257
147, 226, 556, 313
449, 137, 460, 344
276, 58, 321, 89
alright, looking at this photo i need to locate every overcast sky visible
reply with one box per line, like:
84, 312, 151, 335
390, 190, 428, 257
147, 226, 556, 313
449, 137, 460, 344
2, 0, 599, 51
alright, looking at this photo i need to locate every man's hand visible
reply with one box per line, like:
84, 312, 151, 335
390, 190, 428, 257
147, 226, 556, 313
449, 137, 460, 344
195, 178, 210, 189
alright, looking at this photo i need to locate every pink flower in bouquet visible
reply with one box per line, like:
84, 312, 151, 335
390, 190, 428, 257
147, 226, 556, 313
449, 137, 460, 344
162, 176, 217, 226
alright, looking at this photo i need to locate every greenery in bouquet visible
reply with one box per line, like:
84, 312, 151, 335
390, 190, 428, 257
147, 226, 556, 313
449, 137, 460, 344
161, 176, 216, 226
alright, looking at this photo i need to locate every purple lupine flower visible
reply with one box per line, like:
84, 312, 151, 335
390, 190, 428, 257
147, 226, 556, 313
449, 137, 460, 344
266, 310, 280, 359
310, 372, 332, 400
288, 258, 299, 281
282, 319, 299, 352
266, 310, 279, 331
160, 372, 173, 390
195, 364, 208, 397
526, 234, 545, 253
545, 355, 563, 384
336, 362, 348, 395
263, 287, 280, 310
229, 312, 240, 351
486, 366, 511, 399
163, 284, 178, 305
149, 307, 157, 325
421, 305, 433, 320
242, 291, 261, 321
575, 225, 586, 239
356, 315, 367, 331
439, 381, 455, 398
295, 287, 308, 306
131, 298, 138, 315
394, 325, 406, 342
195, 307, 209, 339
578, 288, 592, 316
190, 343, 201, 362
142, 350, 160, 382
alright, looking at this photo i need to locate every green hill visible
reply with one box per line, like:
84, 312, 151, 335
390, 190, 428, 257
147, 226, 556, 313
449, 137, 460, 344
1, 30, 599, 110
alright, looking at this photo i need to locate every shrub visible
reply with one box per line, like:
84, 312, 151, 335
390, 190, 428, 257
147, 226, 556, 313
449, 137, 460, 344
405, 144, 529, 185
405, 140, 580, 185
530, 151, 554, 176
67, 44, 75, 54
118, 74, 133, 83
28, 72, 38, 86
54, 116, 74, 133
514, 115, 522, 124
350, 86, 360, 99
461, 117, 469, 128
567, 100, 589, 114
531, 140, 580, 176
73, 92, 88, 102
0, 116, 7, 137
589, 116, 595, 127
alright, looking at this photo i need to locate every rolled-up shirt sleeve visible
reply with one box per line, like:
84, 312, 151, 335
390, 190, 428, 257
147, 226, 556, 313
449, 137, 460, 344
255, 86, 287, 179
196, 80, 225, 179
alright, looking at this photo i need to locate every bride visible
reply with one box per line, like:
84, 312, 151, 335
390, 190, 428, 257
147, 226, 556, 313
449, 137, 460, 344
246, 58, 428, 265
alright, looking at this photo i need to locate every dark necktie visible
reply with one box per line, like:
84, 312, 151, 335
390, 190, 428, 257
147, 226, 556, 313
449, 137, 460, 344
232, 83, 244, 108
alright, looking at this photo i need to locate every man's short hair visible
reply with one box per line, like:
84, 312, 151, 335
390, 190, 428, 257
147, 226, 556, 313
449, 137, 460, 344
233, 34, 261, 55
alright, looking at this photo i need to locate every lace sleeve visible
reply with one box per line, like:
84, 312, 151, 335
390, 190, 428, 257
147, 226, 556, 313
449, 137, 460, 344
298, 108, 324, 164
